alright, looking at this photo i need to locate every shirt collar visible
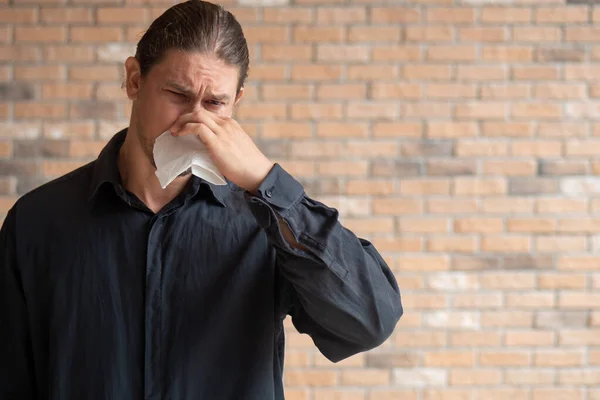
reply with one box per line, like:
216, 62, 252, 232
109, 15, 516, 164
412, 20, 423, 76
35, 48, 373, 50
88, 128, 228, 208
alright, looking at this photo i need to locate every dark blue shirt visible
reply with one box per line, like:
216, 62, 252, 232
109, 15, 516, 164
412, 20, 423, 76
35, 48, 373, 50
0, 129, 403, 400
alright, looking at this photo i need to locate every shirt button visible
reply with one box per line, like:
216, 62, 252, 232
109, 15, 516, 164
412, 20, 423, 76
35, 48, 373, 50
265, 189, 273, 198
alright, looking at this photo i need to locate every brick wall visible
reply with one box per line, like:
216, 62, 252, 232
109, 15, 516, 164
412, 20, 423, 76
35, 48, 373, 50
2, 0, 600, 398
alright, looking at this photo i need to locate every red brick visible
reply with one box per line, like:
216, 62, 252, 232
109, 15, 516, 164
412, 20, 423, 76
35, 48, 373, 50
15, 27, 65, 43
0, 8, 38, 23
512, 66, 559, 80
372, 46, 421, 61
291, 65, 342, 81
317, 7, 366, 24
294, 27, 343, 43
69, 66, 120, 81
317, 45, 369, 62
403, 65, 452, 81
372, 198, 422, 215
70, 27, 122, 43
374, 122, 422, 138
454, 178, 506, 196
97, 7, 149, 24
426, 45, 477, 62
457, 66, 506, 81
426, 84, 477, 99
317, 84, 366, 100
405, 26, 452, 42
14, 65, 64, 81
481, 7, 532, 23
263, 8, 313, 23
291, 104, 342, 120
566, 27, 600, 42
0, 45, 40, 62
400, 179, 451, 195
316, 123, 367, 138
535, 7, 588, 23
262, 45, 312, 61
42, 83, 92, 99
483, 160, 536, 176
348, 26, 400, 42
44, 45, 94, 62
14, 103, 66, 119
427, 8, 475, 24
371, 7, 421, 23
347, 65, 398, 81
262, 122, 312, 139
513, 27, 561, 42
459, 27, 507, 42
480, 84, 530, 99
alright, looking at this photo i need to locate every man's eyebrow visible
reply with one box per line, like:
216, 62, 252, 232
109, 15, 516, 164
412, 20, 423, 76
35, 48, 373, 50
165, 82, 231, 102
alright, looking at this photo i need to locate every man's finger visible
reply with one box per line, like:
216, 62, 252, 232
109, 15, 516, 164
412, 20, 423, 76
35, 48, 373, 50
172, 122, 217, 145
170, 109, 221, 134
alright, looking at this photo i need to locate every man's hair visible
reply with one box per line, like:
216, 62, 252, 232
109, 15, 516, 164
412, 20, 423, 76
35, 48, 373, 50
135, 0, 249, 93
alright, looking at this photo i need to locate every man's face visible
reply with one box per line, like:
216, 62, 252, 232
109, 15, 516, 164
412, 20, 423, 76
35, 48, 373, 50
125, 50, 242, 167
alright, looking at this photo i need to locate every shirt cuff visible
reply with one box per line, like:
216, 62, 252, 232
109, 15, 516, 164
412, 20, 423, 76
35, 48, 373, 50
245, 163, 305, 229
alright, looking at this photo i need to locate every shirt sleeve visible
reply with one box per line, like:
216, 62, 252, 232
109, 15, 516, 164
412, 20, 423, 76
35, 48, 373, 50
245, 164, 403, 362
0, 207, 36, 398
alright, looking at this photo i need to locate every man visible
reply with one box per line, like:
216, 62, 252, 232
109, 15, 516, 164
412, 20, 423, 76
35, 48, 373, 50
0, 1, 403, 399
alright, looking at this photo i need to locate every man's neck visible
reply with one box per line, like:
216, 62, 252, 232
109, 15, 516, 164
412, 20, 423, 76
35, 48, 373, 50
118, 129, 191, 214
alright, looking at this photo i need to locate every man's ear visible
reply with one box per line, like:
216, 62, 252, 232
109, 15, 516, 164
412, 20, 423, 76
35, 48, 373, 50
234, 87, 244, 106
125, 57, 142, 101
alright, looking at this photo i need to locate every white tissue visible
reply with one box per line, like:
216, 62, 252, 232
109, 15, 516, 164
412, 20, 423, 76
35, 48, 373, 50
153, 130, 227, 189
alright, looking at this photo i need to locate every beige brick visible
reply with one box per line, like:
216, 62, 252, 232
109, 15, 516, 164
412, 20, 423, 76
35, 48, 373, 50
566, 27, 600, 42
15, 27, 65, 43
371, 83, 421, 100
427, 8, 475, 24
534, 350, 583, 367
480, 273, 535, 289
368, 391, 418, 400
400, 179, 451, 195
396, 332, 446, 348
505, 294, 555, 309
371, 7, 421, 23
405, 26, 453, 42
454, 218, 503, 233
317, 7, 367, 24
428, 236, 477, 253
538, 274, 586, 290
480, 351, 530, 367
483, 160, 536, 176
558, 256, 600, 271
372, 45, 421, 61
374, 123, 422, 138
285, 389, 309, 400
559, 370, 600, 385
452, 293, 502, 309
423, 351, 474, 367
398, 218, 448, 233
535, 7, 588, 23
263, 8, 312, 23
294, 27, 343, 43
511, 104, 562, 119
341, 370, 389, 386
426, 45, 477, 62
426, 84, 477, 99
480, 84, 530, 100
454, 178, 506, 196
504, 369, 555, 385
397, 255, 450, 272
427, 199, 478, 214
482, 311, 533, 328
482, 46, 533, 62
403, 65, 452, 81
317, 84, 366, 100
459, 27, 506, 42
450, 332, 501, 347
456, 141, 507, 157
482, 122, 533, 137
508, 218, 556, 233
533, 389, 583, 400
537, 198, 587, 214
457, 66, 505, 81
559, 293, 600, 309
449, 369, 501, 385
348, 26, 400, 42
481, 7, 531, 23
314, 390, 364, 400
476, 389, 529, 400
372, 198, 422, 215
537, 236, 587, 253
344, 218, 393, 234
284, 370, 337, 386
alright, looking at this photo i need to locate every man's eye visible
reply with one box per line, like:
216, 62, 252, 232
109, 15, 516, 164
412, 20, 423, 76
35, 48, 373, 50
207, 100, 223, 106
168, 91, 186, 98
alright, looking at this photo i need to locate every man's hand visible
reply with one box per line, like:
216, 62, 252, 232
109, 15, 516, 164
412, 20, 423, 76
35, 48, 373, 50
169, 109, 275, 193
